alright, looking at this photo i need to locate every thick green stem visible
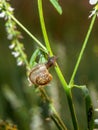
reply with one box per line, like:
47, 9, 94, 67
38, 0, 69, 129
66, 88, 79, 130
69, 14, 96, 86
37, 0, 52, 55
37, 0, 68, 89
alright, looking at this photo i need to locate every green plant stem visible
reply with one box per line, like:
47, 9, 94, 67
66, 88, 79, 130
16, 41, 29, 68
67, 13, 97, 130
39, 87, 68, 130
69, 13, 96, 86
37, 0, 52, 56
67, 12, 96, 130
37, 0, 68, 90
38, 1, 68, 129
7, 12, 48, 54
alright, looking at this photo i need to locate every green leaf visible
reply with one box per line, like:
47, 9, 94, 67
29, 48, 40, 68
49, 0, 62, 15
73, 85, 94, 130
79, 86, 94, 130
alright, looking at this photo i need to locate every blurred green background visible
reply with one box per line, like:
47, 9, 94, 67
0, 0, 98, 130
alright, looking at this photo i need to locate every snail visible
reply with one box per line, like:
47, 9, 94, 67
28, 56, 57, 86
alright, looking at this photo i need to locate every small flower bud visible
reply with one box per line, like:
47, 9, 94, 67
89, 0, 98, 5
9, 44, 15, 49
17, 60, 23, 66
12, 51, 20, 58
0, 12, 5, 18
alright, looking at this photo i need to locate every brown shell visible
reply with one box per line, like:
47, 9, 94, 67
29, 64, 52, 86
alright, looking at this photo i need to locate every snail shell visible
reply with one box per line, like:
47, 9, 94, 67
29, 64, 52, 86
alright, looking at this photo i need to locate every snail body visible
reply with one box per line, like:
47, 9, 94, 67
28, 56, 56, 86
29, 64, 52, 86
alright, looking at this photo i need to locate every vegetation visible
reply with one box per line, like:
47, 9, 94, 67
0, 0, 98, 130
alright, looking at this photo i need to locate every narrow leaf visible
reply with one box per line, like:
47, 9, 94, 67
73, 85, 94, 130
49, 0, 62, 15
